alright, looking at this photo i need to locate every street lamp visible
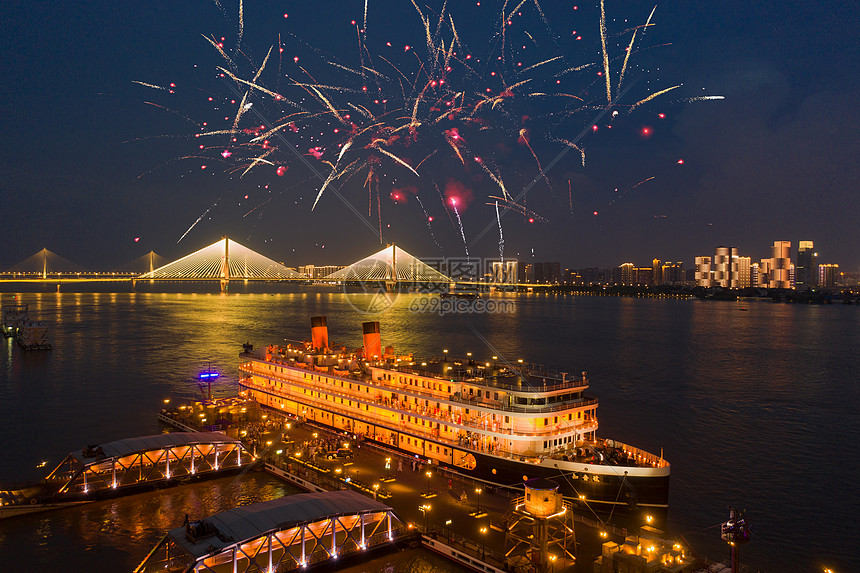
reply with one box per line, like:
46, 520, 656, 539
420, 504, 431, 531
373, 483, 380, 500
475, 486, 483, 513
426, 470, 432, 496
480, 526, 487, 559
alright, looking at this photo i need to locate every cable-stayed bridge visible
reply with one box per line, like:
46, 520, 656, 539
0, 239, 453, 288
323, 244, 452, 285
139, 237, 302, 285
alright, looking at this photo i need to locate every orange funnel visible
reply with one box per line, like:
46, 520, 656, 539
311, 316, 329, 351
362, 321, 382, 360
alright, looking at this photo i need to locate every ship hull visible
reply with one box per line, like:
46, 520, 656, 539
432, 446, 669, 511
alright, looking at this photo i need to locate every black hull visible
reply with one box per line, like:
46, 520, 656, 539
435, 448, 668, 508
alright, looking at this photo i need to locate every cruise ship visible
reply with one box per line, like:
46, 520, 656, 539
239, 317, 669, 512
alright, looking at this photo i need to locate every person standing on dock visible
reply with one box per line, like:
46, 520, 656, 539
398, 458, 403, 472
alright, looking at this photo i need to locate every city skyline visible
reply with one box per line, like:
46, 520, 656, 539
2, 1, 857, 271
3, 234, 848, 282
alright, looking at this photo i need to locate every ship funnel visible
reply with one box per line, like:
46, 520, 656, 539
362, 321, 382, 361
311, 316, 329, 351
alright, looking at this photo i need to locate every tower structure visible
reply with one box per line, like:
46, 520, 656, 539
795, 241, 817, 289
721, 508, 751, 573
713, 246, 739, 288
695, 256, 713, 287
504, 479, 575, 572
769, 241, 791, 288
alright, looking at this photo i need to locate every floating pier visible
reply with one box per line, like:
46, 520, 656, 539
1, 432, 256, 519
134, 490, 410, 573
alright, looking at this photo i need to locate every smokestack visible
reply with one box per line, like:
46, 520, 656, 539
311, 316, 329, 351
362, 321, 382, 361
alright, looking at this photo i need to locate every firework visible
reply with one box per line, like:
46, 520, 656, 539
137, 0, 721, 244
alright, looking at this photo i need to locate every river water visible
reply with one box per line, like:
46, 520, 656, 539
0, 285, 857, 571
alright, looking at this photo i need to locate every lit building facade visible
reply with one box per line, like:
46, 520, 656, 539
619, 263, 635, 285
713, 246, 739, 288
694, 256, 713, 287
491, 260, 518, 283
819, 263, 839, 288
661, 262, 685, 285
795, 241, 818, 289
770, 241, 792, 288
737, 256, 751, 288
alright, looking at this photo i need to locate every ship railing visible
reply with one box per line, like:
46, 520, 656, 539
383, 363, 589, 393
241, 362, 597, 415
241, 375, 596, 442
605, 440, 668, 468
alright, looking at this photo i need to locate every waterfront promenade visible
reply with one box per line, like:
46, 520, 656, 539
162, 405, 647, 573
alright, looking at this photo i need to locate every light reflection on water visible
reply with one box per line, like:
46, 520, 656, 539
0, 287, 857, 572
0, 474, 297, 571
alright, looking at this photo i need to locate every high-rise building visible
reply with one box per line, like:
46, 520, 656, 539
661, 262, 685, 285
491, 260, 518, 283
713, 246, 739, 287
298, 264, 315, 278
756, 259, 771, 287
522, 262, 559, 284
695, 256, 713, 287
652, 258, 663, 285
795, 241, 818, 289
619, 263, 635, 285
818, 263, 839, 288
314, 265, 342, 279
770, 241, 791, 288
737, 257, 751, 288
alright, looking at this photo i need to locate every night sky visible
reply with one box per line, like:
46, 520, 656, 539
2, 1, 857, 272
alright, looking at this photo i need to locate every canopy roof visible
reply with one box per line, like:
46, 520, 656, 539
76, 432, 241, 461
171, 490, 393, 558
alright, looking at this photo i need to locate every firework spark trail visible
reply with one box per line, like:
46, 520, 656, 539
239, 149, 275, 177
237, 0, 244, 48
629, 85, 683, 112
600, 0, 612, 104
376, 178, 383, 243
243, 176, 316, 217
434, 182, 457, 229
568, 179, 573, 215
311, 141, 353, 210
495, 200, 505, 262
633, 176, 656, 189
204, 35, 237, 72
143, 102, 201, 127
415, 194, 443, 254
551, 137, 586, 166
519, 56, 562, 75
618, 5, 657, 93
451, 201, 470, 262
210, 0, 226, 19
609, 176, 655, 206
680, 95, 726, 103
519, 129, 553, 194
487, 196, 548, 222
132, 80, 165, 90
177, 200, 220, 243
374, 146, 421, 178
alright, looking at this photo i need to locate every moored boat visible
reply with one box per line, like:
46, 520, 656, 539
238, 317, 670, 514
